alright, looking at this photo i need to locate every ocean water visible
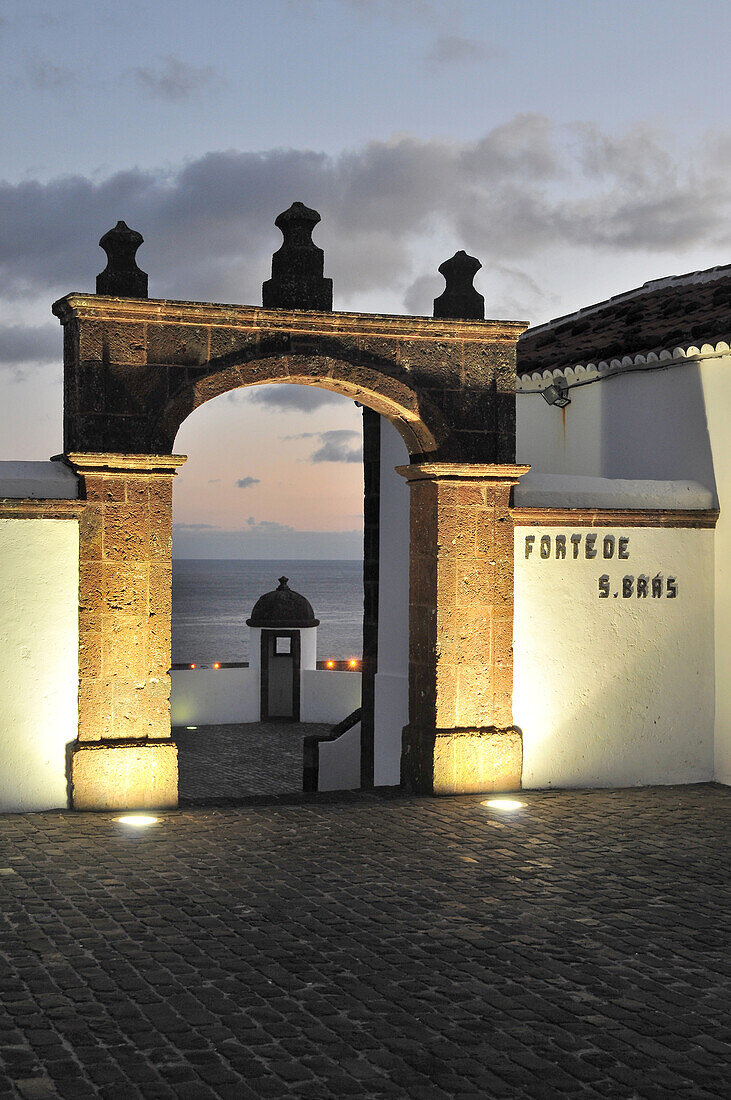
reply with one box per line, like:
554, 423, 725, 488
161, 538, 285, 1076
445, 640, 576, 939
172, 559, 364, 665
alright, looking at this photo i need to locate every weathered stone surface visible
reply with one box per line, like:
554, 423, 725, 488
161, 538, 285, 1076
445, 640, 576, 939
71, 741, 178, 810
432, 726, 522, 795
208, 326, 260, 365
147, 323, 208, 366
53, 295, 527, 462
399, 463, 529, 793
69, 455, 185, 803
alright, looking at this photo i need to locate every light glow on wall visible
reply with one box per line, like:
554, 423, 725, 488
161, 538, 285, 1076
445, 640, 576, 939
513, 524, 715, 789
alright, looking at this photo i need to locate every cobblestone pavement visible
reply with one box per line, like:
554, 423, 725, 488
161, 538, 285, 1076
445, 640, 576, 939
0, 784, 728, 1099
172, 723, 331, 802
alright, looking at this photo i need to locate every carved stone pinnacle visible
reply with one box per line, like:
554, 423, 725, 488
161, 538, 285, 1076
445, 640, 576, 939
433, 250, 484, 320
262, 202, 333, 312
96, 221, 148, 298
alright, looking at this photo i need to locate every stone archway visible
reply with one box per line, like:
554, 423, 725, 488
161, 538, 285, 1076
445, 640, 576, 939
54, 214, 529, 809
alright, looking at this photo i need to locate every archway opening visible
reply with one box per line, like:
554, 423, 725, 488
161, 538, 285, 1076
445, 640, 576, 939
61, 286, 525, 809
168, 380, 371, 802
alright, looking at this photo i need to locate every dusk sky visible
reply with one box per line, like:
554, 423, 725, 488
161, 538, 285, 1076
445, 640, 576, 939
1, 0, 730, 557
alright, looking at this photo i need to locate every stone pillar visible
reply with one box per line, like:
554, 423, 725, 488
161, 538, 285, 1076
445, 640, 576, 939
397, 463, 529, 795
67, 452, 186, 811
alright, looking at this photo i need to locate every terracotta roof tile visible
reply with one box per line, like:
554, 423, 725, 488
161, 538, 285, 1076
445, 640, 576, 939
517, 264, 731, 376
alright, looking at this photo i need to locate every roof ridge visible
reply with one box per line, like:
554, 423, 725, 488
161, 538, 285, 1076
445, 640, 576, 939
523, 262, 731, 338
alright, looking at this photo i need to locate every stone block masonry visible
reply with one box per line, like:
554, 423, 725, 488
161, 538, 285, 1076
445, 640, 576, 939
53, 294, 525, 465
54, 290, 528, 804
398, 463, 529, 794
68, 452, 186, 810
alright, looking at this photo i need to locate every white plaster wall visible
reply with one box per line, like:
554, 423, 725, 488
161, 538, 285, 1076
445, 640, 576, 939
248, 628, 262, 669
517, 361, 715, 487
373, 673, 407, 786
300, 627, 318, 671
700, 353, 731, 783
514, 525, 714, 788
0, 519, 79, 812
518, 356, 731, 785
301, 670, 361, 724
318, 721, 361, 792
373, 418, 410, 786
517, 383, 603, 476
170, 668, 259, 725
171, 667, 360, 726
516, 474, 714, 511
601, 366, 714, 485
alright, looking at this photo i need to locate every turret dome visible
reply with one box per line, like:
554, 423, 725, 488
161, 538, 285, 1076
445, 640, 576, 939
246, 576, 320, 628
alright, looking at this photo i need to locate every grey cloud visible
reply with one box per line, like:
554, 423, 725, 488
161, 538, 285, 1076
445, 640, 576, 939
403, 273, 442, 316
27, 59, 75, 90
309, 429, 362, 464
245, 517, 295, 534
570, 122, 675, 189
173, 523, 217, 531
1, 117, 729, 312
236, 477, 260, 489
131, 56, 217, 102
249, 386, 349, 413
425, 34, 496, 67
287, 0, 436, 17
280, 429, 363, 460
0, 324, 59, 366
462, 114, 562, 182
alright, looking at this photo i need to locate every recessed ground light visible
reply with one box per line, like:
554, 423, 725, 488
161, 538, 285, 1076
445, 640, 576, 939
186, 725, 198, 730
116, 815, 159, 827
481, 799, 524, 811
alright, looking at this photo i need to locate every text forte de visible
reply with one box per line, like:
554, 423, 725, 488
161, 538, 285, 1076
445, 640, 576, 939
524, 533, 678, 600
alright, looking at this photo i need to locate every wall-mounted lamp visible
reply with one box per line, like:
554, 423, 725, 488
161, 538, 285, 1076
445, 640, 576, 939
541, 379, 571, 408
